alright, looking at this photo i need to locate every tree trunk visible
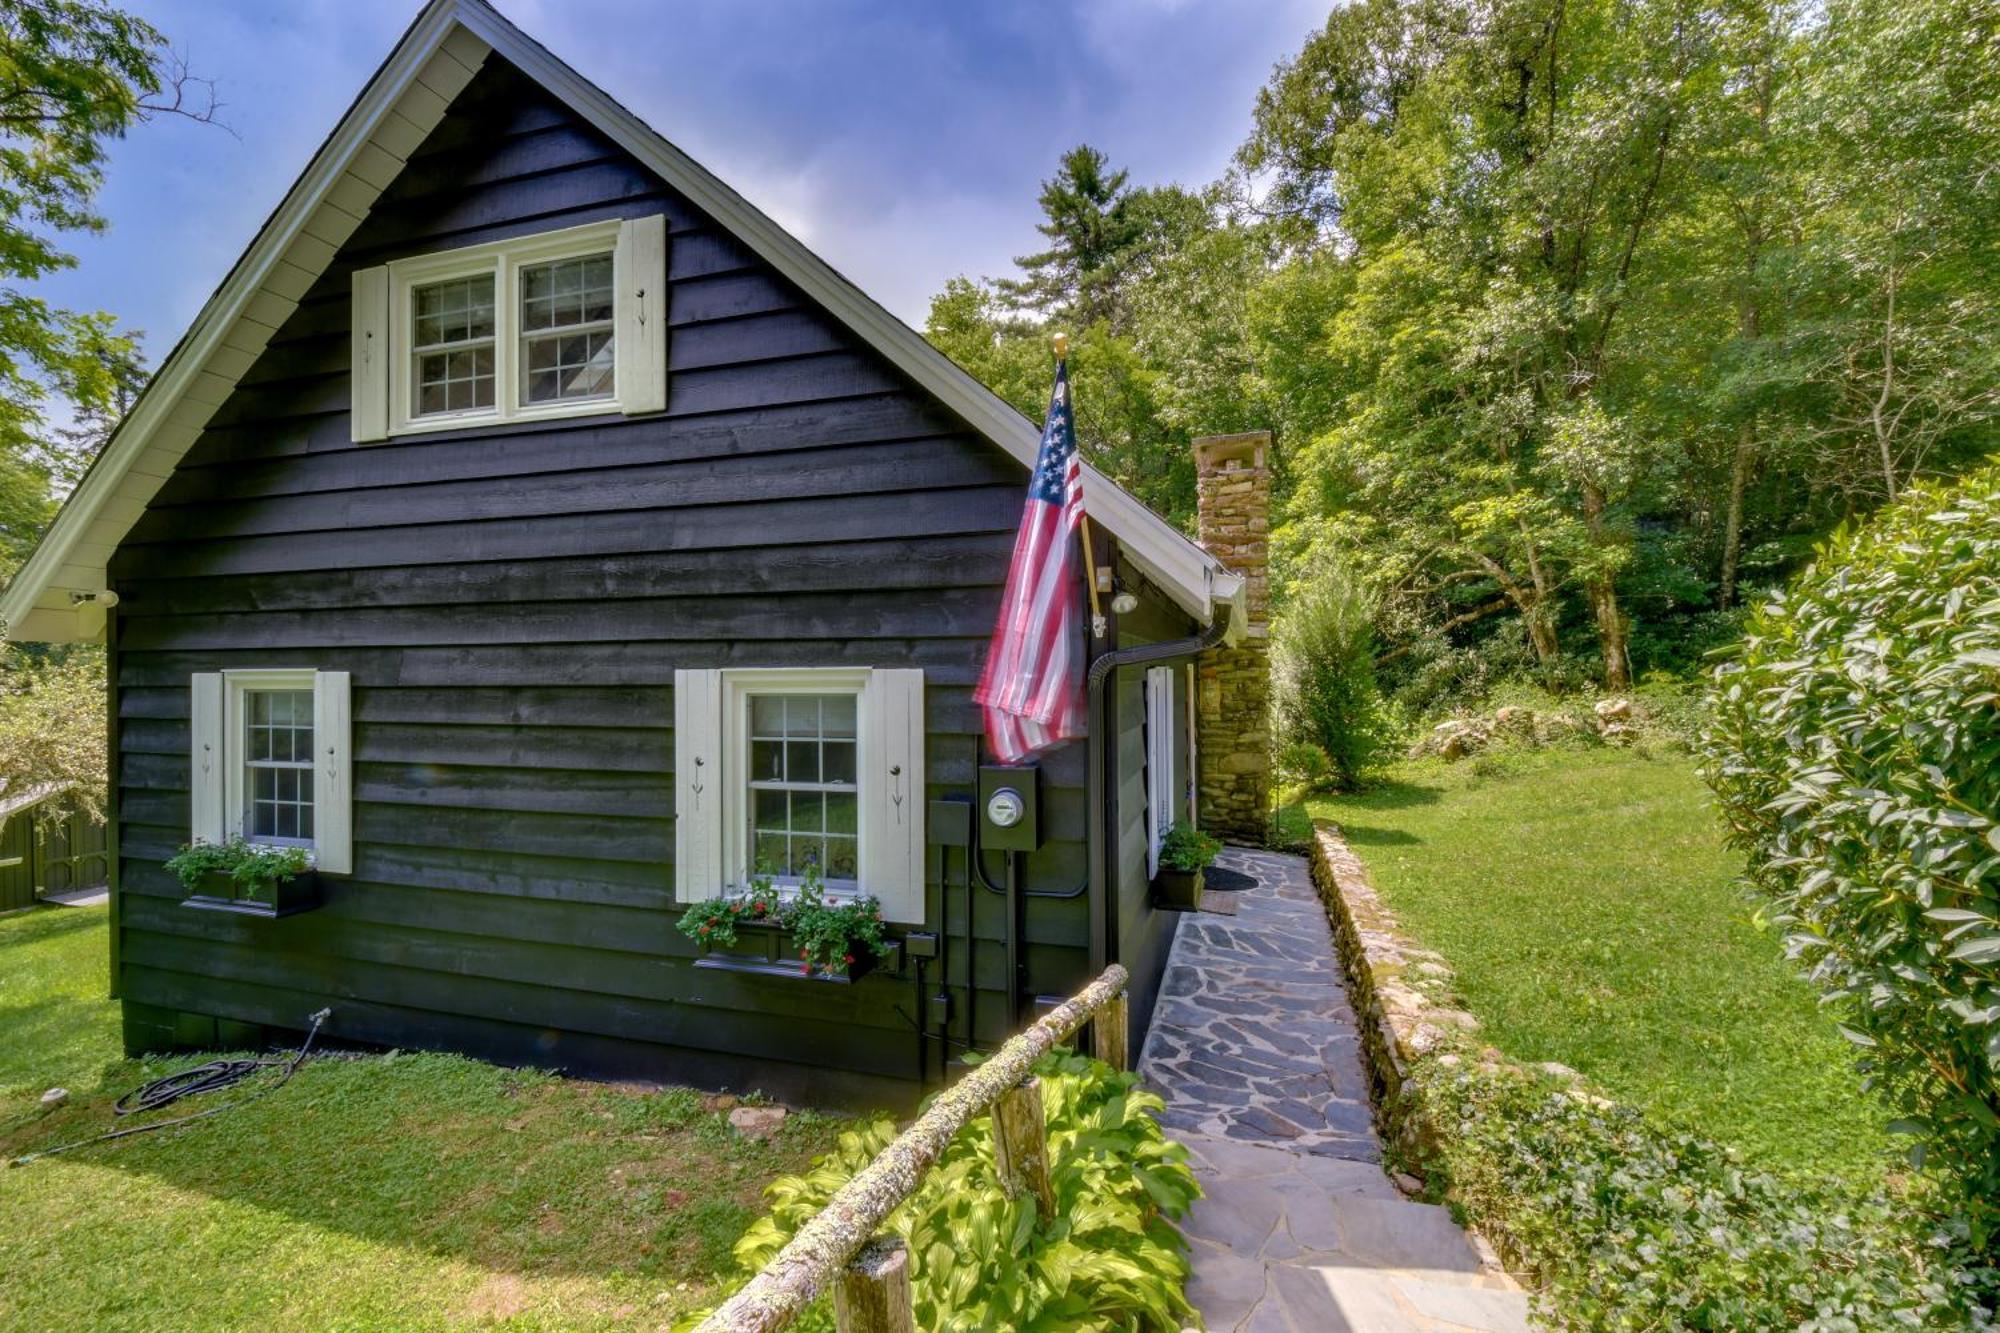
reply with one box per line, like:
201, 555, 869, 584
1589, 575, 1630, 692
1719, 420, 1753, 607
1469, 545, 1560, 672
1871, 257, 1901, 501
1516, 522, 1561, 672
1580, 481, 1630, 691
1525, 603, 1562, 670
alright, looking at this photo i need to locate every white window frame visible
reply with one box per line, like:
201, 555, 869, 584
722, 668, 872, 903
190, 668, 353, 875
386, 219, 624, 436
225, 668, 320, 850
676, 666, 926, 924
1145, 665, 1178, 877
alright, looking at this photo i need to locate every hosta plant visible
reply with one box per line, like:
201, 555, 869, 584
685, 1049, 1200, 1331
1703, 462, 2000, 1246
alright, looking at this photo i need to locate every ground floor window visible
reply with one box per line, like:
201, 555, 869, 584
674, 666, 927, 923
747, 691, 860, 887
189, 668, 352, 875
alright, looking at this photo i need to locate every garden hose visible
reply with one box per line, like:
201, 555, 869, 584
8, 1007, 332, 1167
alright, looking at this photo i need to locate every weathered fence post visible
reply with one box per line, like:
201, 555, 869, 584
834, 1235, 913, 1333
991, 1075, 1056, 1220
699, 963, 1128, 1333
1095, 989, 1129, 1070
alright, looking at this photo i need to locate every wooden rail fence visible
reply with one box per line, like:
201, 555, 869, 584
698, 963, 1132, 1333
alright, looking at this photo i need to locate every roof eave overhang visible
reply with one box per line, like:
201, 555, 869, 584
0, 0, 1241, 643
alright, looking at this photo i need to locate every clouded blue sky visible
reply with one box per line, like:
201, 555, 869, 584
35, 0, 1325, 364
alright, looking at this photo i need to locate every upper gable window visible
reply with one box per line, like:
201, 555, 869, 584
350, 215, 666, 443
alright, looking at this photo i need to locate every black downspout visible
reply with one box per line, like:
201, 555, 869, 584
1086, 614, 1232, 975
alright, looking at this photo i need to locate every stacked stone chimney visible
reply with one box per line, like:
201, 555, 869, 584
1193, 431, 1272, 846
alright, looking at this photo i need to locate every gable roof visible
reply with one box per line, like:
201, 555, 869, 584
0, 0, 1242, 645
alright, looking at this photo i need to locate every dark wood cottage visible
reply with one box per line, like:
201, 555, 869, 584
0, 0, 1262, 1107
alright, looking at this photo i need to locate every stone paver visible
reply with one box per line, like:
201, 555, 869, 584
1141, 848, 1532, 1333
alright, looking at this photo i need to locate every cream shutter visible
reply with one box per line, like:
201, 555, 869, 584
314, 671, 353, 874
1145, 666, 1175, 876
674, 668, 724, 902
350, 265, 390, 443
863, 669, 926, 924
189, 673, 226, 845
615, 215, 669, 415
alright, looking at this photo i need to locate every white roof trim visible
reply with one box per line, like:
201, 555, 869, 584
0, 0, 1239, 642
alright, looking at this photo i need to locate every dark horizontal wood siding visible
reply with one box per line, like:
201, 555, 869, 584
106, 56, 1094, 1105
1110, 567, 1203, 1058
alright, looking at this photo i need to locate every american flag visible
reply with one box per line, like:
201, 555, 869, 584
975, 358, 1089, 764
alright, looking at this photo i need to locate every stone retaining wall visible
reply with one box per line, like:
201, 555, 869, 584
1306, 823, 1483, 1165
1309, 821, 1583, 1290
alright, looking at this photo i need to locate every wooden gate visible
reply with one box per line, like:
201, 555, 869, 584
0, 793, 108, 913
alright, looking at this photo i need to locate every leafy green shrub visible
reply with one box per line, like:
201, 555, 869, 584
688, 1050, 1200, 1331
1414, 1057, 1997, 1330
1704, 464, 2000, 1245
1627, 673, 1709, 747
1274, 560, 1391, 788
1276, 740, 1335, 792
1158, 822, 1221, 873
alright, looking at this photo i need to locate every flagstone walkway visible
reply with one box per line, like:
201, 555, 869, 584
1140, 848, 1532, 1332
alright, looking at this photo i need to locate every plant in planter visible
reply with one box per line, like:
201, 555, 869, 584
165, 837, 318, 916
784, 868, 888, 978
677, 875, 786, 953
1152, 822, 1221, 910
679, 861, 889, 980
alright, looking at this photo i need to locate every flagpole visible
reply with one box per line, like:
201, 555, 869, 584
1056, 332, 1109, 639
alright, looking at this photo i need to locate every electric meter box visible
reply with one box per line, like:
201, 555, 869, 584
977, 765, 1042, 852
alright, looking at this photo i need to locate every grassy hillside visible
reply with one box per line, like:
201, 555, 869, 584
0, 904, 845, 1330
1308, 749, 1887, 1182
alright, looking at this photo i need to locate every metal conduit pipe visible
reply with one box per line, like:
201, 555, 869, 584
1085, 613, 1232, 974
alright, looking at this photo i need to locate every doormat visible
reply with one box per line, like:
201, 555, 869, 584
1199, 889, 1239, 916
1202, 866, 1256, 893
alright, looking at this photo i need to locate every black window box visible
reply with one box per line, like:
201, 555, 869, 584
183, 868, 322, 919
691, 919, 895, 982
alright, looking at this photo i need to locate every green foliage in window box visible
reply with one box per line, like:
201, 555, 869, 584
683, 1049, 1200, 1331
1412, 1055, 1998, 1330
165, 837, 316, 913
1157, 822, 1221, 873
1703, 463, 2000, 1248
678, 863, 888, 978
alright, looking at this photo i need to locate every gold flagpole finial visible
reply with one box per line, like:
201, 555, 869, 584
1051, 332, 1068, 361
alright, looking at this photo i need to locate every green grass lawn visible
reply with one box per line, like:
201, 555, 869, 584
0, 904, 844, 1330
1305, 747, 1888, 1183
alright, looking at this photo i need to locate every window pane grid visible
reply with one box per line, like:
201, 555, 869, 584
520, 253, 616, 405
746, 693, 858, 886
412, 272, 496, 417
245, 689, 314, 845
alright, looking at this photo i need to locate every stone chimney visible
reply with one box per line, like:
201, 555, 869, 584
1193, 431, 1272, 846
